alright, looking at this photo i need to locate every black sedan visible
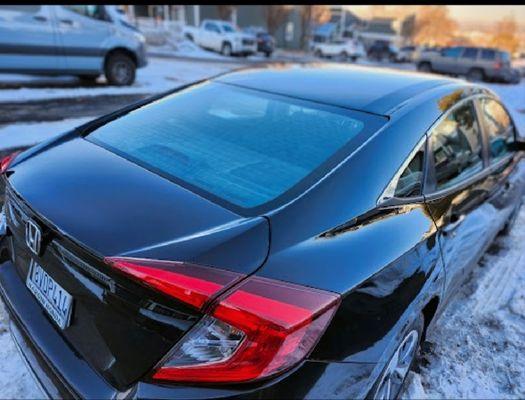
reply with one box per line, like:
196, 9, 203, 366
1, 64, 524, 399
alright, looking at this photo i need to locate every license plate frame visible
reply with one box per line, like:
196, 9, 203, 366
26, 259, 73, 330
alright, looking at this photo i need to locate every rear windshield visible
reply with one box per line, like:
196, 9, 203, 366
87, 82, 386, 214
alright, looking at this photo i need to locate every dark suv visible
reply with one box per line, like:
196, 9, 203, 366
417, 46, 520, 84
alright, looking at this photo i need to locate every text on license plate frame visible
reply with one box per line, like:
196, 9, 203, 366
26, 259, 73, 330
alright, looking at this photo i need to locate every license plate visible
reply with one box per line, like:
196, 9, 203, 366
26, 259, 73, 330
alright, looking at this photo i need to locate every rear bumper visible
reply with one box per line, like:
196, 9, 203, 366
0, 258, 378, 399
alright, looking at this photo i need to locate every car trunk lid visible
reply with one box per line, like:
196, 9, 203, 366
4, 137, 269, 389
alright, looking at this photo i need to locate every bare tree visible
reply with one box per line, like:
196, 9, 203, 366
491, 17, 519, 54
413, 6, 457, 47
299, 5, 331, 50
216, 5, 234, 21
264, 5, 291, 36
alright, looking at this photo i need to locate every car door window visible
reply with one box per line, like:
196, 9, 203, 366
394, 144, 425, 198
204, 22, 220, 33
431, 101, 484, 190
442, 47, 462, 58
479, 98, 515, 162
462, 48, 478, 59
64, 5, 106, 21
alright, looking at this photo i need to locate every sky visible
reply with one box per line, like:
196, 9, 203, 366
348, 5, 525, 28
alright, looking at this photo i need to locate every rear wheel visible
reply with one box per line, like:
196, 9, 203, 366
371, 313, 424, 400
314, 49, 323, 58
340, 51, 349, 62
467, 68, 484, 82
104, 52, 136, 86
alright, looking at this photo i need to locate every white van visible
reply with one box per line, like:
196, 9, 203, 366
0, 5, 147, 85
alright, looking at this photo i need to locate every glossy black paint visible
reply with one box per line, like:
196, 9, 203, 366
0, 63, 524, 399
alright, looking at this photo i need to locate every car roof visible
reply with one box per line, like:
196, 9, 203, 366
214, 63, 459, 116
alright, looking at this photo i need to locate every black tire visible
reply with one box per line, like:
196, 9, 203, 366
77, 74, 99, 84
467, 68, 484, 82
104, 52, 136, 86
314, 49, 323, 58
417, 62, 432, 73
369, 313, 424, 400
264, 51, 272, 58
350, 55, 357, 62
221, 42, 232, 57
185, 33, 194, 42
340, 51, 349, 62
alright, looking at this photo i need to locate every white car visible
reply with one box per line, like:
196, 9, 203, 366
184, 19, 256, 57
312, 40, 365, 62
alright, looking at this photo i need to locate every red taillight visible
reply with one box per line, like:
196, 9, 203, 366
105, 257, 244, 310
152, 276, 340, 384
0, 151, 20, 174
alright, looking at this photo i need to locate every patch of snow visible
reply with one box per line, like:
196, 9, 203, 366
0, 301, 43, 399
0, 117, 93, 151
402, 202, 525, 399
0, 57, 237, 103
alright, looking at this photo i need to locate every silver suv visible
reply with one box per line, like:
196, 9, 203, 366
416, 46, 520, 84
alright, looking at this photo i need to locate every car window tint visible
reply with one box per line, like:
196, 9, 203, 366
442, 47, 462, 57
481, 49, 496, 60
394, 144, 425, 198
431, 101, 484, 190
65, 5, 105, 20
87, 82, 386, 211
479, 98, 515, 162
462, 48, 478, 59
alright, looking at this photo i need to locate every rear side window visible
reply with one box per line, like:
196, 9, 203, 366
462, 48, 478, 59
479, 98, 515, 162
87, 82, 386, 212
431, 101, 484, 190
481, 49, 496, 60
394, 144, 425, 198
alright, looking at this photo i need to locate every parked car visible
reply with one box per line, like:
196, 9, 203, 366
312, 39, 365, 62
367, 40, 399, 62
396, 45, 418, 62
243, 26, 275, 57
1, 64, 524, 399
0, 5, 147, 85
184, 19, 256, 57
417, 46, 520, 84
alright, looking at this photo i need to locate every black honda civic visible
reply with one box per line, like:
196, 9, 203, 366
0, 64, 524, 399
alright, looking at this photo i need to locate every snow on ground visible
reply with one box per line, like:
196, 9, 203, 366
0, 57, 236, 103
402, 203, 525, 399
0, 117, 93, 151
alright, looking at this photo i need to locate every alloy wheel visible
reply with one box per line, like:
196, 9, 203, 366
374, 330, 419, 400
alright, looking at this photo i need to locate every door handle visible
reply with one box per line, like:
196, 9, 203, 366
33, 15, 47, 22
442, 213, 465, 236
59, 19, 74, 25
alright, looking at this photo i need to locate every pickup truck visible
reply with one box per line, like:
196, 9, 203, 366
312, 40, 365, 62
183, 19, 257, 57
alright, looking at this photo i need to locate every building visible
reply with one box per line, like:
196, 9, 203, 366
127, 5, 305, 50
